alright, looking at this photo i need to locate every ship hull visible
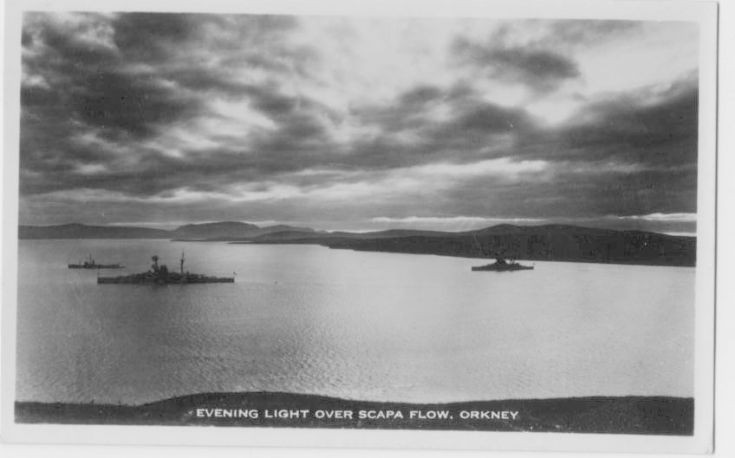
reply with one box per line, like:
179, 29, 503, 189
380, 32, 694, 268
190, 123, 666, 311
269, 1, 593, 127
69, 264, 123, 269
97, 273, 234, 284
471, 264, 534, 272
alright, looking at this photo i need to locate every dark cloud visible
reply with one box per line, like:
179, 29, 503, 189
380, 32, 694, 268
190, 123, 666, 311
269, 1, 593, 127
34, 71, 692, 205
112, 13, 200, 62
344, 74, 699, 219
509, 79, 700, 216
112, 13, 298, 59
247, 85, 304, 118
429, 162, 696, 220
453, 38, 580, 92
563, 82, 698, 154
448, 102, 532, 134
19, 12, 325, 198
18, 14, 699, 231
520, 78, 699, 168
21, 11, 311, 137
21, 13, 203, 142
21, 29, 32, 46
23, 12, 120, 70
346, 82, 536, 171
74, 71, 202, 138
398, 85, 444, 106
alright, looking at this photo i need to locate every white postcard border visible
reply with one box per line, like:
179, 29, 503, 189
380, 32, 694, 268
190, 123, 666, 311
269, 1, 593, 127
1, 0, 718, 453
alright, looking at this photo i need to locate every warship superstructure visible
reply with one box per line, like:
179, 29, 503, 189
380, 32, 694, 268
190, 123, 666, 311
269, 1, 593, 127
97, 254, 234, 284
471, 257, 534, 272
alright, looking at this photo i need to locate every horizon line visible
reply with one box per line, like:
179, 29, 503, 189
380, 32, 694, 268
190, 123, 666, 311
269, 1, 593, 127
17, 219, 698, 238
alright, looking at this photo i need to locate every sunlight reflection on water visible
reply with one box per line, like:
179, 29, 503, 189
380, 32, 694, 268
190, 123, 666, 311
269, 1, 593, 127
17, 240, 693, 404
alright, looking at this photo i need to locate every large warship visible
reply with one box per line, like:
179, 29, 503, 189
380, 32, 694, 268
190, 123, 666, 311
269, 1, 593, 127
471, 257, 534, 272
469, 234, 533, 272
68, 255, 123, 269
97, 254, 234, 284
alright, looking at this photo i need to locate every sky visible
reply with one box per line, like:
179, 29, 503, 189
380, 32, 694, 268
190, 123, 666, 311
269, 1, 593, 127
19, 12, 699, 233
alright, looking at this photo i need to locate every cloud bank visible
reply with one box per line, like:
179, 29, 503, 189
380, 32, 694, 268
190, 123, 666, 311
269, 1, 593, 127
19, 13, 699, 232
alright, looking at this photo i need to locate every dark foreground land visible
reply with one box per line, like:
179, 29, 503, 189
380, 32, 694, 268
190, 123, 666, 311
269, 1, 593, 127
16, 392, 693, 435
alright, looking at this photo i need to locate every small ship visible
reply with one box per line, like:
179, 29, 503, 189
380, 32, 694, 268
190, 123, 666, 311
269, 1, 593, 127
68, 255, 123, 269
471, 257, 534, 272
97, 253, 234, 284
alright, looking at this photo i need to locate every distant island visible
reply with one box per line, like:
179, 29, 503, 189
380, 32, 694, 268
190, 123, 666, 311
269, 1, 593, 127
19, 221, 696, 267
18, 221, 316, 240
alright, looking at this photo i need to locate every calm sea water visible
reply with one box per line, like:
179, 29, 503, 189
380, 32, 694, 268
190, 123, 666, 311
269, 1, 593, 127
16, 239, 694, 404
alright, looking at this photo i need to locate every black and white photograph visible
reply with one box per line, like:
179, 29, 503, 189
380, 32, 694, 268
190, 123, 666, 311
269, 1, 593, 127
1, 0, 718, 454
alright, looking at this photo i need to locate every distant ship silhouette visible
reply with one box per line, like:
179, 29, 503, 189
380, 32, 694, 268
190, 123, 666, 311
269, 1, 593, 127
470, 234, 533, 272
97, 253, 234, 284
68, 254, 123, 269
471, 257, 534, 272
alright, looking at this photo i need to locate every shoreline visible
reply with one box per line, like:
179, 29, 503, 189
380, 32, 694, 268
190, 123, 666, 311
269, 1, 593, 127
15, 392, 694, 435
18, 222, 697, 268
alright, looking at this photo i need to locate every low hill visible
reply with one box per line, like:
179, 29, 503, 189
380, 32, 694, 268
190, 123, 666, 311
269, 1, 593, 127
324, 224, 696, 267
201, 225, 317, 242
171, 221, 260, 240
260, 224, 315, 234
18, 221, 312, 241
18, 222, 696, 267
19, 223, 170, 239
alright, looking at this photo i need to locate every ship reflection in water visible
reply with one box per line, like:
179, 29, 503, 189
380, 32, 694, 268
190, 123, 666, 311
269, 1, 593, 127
98, 253, 234, 284
471, 257, 534, 272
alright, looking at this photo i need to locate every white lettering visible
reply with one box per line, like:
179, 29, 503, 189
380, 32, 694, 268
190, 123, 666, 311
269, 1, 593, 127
409, 410, 451, 420
458, 410, 520, 420
358, 410, 404, 420
315, 410, 353, 419
194, 408, 258, 418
